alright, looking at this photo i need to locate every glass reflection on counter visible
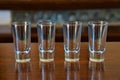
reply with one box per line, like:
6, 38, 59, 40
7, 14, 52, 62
88, 61, 105, 80
40, 61, 55, 80
15, 62, 31, 80
64, 61, 80, 80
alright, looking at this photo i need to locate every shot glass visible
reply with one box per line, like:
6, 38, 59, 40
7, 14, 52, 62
37, 20, 56, 62
88, 21, 108, 62
12, 21, 31, 63
63, 21, 82, 62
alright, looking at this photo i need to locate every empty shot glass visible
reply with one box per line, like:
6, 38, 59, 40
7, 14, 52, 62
12, 21, 31, 63
37, 20, 56, 62
88, 21, 108, 62
63, 21, 82, 62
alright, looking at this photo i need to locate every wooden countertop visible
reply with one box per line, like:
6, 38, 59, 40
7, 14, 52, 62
0, 0, 120, 10
0, 42, 120, 80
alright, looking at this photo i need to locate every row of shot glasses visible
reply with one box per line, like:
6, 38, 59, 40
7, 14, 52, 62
12, 20, 108, 63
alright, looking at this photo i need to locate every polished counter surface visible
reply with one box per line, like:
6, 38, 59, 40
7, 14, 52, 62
0, 42, 120, 80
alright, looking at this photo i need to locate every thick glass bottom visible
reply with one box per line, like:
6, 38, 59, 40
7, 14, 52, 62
15, 52, 30, 63
65, 52, 80, 62
16, 58, 30, 63
65, 58, 79, 62
39, 52, 54, 62
90, 52, 104, 62
40, 58, 54, 62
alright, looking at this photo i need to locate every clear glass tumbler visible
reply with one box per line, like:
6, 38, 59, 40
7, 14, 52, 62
37, 20, 56, 62
12, 21, 31, 63
88, 21, 108, 62
63, 21, 82, 62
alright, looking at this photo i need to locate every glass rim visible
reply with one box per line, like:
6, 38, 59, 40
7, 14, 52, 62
88, 20, 108, 25
63, 21, 82, 25
12, 21, 31, 25
37, 20, 55, 25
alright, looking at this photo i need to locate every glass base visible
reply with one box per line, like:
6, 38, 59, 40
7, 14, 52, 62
90, 52, 104, 62
40, 52, 54, 62
16, 58, 30, 63
90, 58, 104, 62
15, 52, 30, 63
40, 58, 54, 62
65, 52, 79, 62
65, 58, 79, 62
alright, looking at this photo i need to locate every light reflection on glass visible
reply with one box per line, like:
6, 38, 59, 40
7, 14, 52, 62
88, 61, 105, 80
40, 61, 55, 80
64, 61, 80, 80
15, 62, 31, 80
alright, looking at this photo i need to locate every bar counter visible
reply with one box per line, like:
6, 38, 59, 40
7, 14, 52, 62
0, 42, 120, 80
